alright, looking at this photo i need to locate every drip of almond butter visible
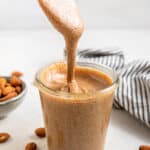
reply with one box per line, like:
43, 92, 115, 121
38, 0, 84, 92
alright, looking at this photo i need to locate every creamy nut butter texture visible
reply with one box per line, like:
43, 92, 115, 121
40, 62, 112, 94
38, 0, 84, 91
38, 62, 115, 150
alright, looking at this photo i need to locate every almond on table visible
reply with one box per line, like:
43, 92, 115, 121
35, 127, 46, 138
25, 142, 37, 150
0, 133, 10, 143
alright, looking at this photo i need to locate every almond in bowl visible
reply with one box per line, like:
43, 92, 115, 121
0, 71, 27, 118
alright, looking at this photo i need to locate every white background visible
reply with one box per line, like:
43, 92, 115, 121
0, 0, 150, 29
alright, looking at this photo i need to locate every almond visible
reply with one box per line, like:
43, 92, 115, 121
2, 86, 15, 96
0, 78, 7, 89
5, 83, 11, 87
25, 142, 37, 150
9, 76, 22, 86
0, 133, 10, 143
15, 86, 22, 94
12, 71, 23, 77
35, 127, 46, 138
0, 92, 18, 102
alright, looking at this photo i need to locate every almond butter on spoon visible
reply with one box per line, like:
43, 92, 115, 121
38, 0, 84, 92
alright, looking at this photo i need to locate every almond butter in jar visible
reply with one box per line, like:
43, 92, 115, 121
35, 61, 118, 150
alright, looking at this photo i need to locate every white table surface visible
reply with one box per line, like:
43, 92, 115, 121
0, 29, 150, 150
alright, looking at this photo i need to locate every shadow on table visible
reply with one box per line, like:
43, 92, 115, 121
111, 109, 150, 143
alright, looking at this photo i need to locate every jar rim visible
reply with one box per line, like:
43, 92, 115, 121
34, 61, 119, 100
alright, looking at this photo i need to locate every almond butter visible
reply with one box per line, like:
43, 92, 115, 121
2, 86, 15, 96
12, 71, 23, 77
25, 142, 37, 150
35, 127, 46, 138
9, 76, 22, 86
0, 133, 10, 143
139, 145, 150, 150
0, 92, 18, 102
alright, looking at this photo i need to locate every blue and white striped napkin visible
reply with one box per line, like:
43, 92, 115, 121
77, 48, 150, 128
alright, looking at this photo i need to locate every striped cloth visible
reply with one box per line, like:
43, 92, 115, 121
77, 48, 150, 128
